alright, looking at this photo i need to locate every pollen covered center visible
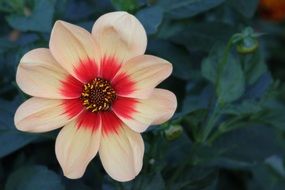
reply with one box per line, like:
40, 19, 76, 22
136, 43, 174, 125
81, 78, 116, 112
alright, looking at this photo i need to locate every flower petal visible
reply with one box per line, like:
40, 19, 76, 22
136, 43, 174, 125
50, 20, 100, 82
113, 89, 177, 133
92, 11, 147, 63
99, 122, 144, 182
14, 97, 81, 132
55, 113, 101, 179
113, 55, 172, 99
16, 48, 80, 99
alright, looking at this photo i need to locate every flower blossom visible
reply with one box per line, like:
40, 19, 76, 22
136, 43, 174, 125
14, 11, 177, 182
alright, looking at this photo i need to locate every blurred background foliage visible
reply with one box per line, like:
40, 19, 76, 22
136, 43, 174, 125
1, 0, 285, 189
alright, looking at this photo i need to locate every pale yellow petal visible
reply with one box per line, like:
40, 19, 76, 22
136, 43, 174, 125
16, 48, 78, 99
14, 98, 76, 132
113, 89, 177, 132
114, 55, 172, 99
99, 125, 144, 182
50, 20, 100, 81
92, 11, 147, 63
55, 118, 101, 179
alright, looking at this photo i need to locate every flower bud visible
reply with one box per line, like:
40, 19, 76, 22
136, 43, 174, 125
164, 124, 183, 141
236, 36, 259, 54
233, 27, 260, 54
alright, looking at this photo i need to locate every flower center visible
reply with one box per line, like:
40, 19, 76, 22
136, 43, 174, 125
81, 78, 116, 112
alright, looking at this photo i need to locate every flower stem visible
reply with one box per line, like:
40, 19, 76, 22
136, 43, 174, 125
216, 36, 235, 104
200, 102, 221, 143
201, 37, 235, 143
207, 116, 245, 144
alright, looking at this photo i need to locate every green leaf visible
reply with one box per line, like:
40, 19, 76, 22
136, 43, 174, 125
6, 0, 55, 32
148, 39, 194, 80
228, 0, 259, 18
136, 6, 163, 35
0, 130, 38, 158
257, 103, 285, 131
201, 51, 220, 83
266, 156, 285, 178
249, 161, 285, 190
0, 0, 25, 13
66, 182, 92, 190
221, 100, 262, 116
179, 85, 214, 118
171, 22, 237, 52
213, 125, 285, 163
158, 0, 225, 19
139, 172, 165, 190
0, 98, 38, 158
169, 164, 218, 190
202, 45, 245, 103
166, 133, 193, 162
5, 165, 65, 190
242, 49, 267, 85
245, 72, 273, 99
0, 38, 16, 54
217, 54, 245, 103
111, 0, 138, 12
120, 172, 165, 190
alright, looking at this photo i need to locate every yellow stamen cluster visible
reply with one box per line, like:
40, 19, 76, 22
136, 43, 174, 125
81, 78, 116, 112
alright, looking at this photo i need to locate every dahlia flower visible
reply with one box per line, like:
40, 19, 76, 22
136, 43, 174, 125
14, 11, 177, 182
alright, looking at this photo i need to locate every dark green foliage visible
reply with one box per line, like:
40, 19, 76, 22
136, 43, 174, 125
228, 0, 259, 18
157, 0, 225, 19
5, 165, 65, 190
111, 0, 139, 12
136, 6, 163, 35
6, 0, 55, 32
1, 0, 285, 189
202, 45, 245, 103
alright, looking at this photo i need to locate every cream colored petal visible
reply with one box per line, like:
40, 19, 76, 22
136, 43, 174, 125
16, 48, 78, 99
113, 55, 172, 99
92, 11, 147, 63
150, 89, 177, 125
99, 125, 144, 182
50, 20, 100, 82
55, 117, 101, 179
113, 89, 177, 133
14, 97, 78, 133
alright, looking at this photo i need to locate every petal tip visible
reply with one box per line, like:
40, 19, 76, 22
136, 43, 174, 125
50, 20, 69, 47
112, 174, 137, 182
62, 169, 84, 180
53, 20, 67, 27
14, 107, 26, 132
